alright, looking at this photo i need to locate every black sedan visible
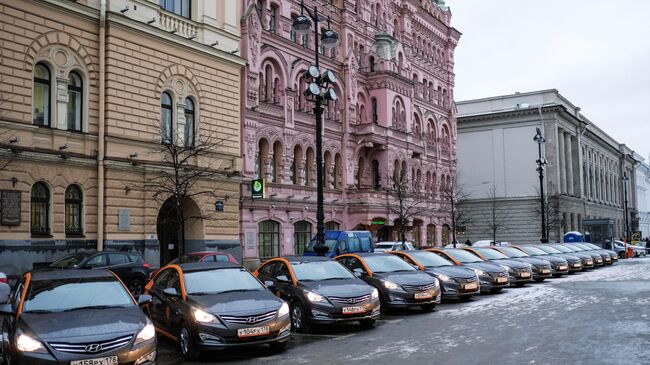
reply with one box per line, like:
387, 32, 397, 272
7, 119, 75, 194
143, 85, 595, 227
572, 243, 614, 264
550, 244, 595, 269
1, 270, 156, 365
38, 251, 151, 295
561, 244, 605, 266
533, 245, 584, 273
145, 262, 290, 360
489, 246, 553, 282
512, 245, 570, 276
253, 256, 380, 332
388, 250, 480, 299
582, 243, 619, 262
462, 247, 535, 285
335, 253, 441, 311
426, 248, 509, 293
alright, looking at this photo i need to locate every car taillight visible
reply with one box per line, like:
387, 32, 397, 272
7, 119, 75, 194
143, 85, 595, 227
143, 263, 151, 269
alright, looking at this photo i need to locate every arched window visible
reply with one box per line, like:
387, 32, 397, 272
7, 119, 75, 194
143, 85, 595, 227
427, 224, 437, 245
67, 71, 82, 131
184, 98, 195, 147
371, 97, 378, 124
31, 182, 50, 235
442, 224, 451, 245
290, 14, 298, 42
369, 56, 375, 72
372, 159, 380, 190
305, 147, 314, 187
325, 221, 340, 231
269, 4, 277, 33
258, 220, 280, 258
291, 145, 302, 185
161, 92, 173, 143
65, 185, 83, 235
293, 221, 312, 255
33, 63, 51, 127
160, 0, 190, 18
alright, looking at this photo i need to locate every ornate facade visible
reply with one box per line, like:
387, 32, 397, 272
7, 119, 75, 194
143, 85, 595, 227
239, 0, 461, 266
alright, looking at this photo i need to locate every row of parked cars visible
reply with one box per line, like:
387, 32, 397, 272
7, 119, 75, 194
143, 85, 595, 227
0, 242, 620, 364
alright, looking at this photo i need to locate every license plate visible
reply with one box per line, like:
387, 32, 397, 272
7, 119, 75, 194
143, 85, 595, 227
587, 261, 593, 265
342, 306, 366, 314
414, 292, 433, 300
559, 266, 567, 270
496, 277, 508, 283
71, 357, 118, 365
572, 263, 581, 267
463, 283, 478, 290
237, 325, 270, 338
541, 269, 550, 274
519, 272, 531, 278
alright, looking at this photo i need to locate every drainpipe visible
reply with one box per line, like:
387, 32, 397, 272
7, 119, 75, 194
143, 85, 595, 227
97, 0, 107, 251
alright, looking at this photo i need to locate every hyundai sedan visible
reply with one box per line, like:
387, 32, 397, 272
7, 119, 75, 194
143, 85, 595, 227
512, 245, 570, 276
1, 270, 156, 365
487, 246, 553, 282
559, 244, 604, 266
572, 243, 614, 264
462, 247, 534, 286
335, 253, 441, 311
426, 248, 509, 293
550, 244, 595, 269
533, 245, 584, 273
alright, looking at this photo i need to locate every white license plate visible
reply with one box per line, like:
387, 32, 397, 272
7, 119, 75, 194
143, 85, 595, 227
71, 357, 118, 365
572, 264, 581, 267
414, 292, 433, 300
462, 283, 478, 290
559, 265, 568, 270
342, 306, 366, 314
541, 269, 551, 274
497, 277, 508, 283
237, 325, 270, 338
519, 272, 531, 278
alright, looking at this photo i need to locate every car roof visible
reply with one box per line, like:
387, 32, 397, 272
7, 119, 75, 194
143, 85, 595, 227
177, 262, 242, 272
343, 252, 389, 258
187, 251, 230, 256
281, 256, 331, 263
30, 269, 116, 281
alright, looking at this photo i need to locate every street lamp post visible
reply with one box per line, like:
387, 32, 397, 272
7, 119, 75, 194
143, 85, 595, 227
292, 0, 339, 256
623, 172, 630, 245
533, 128, 548, 243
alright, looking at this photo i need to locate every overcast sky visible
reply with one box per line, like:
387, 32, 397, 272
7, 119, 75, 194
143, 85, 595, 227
446, 0, 650, 161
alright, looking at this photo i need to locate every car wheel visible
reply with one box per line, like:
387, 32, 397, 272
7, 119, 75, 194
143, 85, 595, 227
178, 323, 200, 361
128, 278, 144, 296
420, 304, 436, 312
269, 341, 288, 353
359, 318, 376, 329
290, 302, 310, 333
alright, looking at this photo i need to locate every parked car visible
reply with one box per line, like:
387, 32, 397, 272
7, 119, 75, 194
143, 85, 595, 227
304, 231, 374, 257
550, 244, 595, 269
0, 270, 155, 365
510, 245, 570, 276
571, 243, 614, 264
374, 241, 416, 253
533, 245, 584, 273
253, 256, 380, 332
632, 243, 647, 257
611, 241, 645, 257
335, 253, 441, 312
146, 262, 289, 360
388, 250, 480, 299
150, 251, 238, 277
486, 246, 553, 282
426, 248, 509, 293
559, 244, 604, 266
40, 251, 152, 296
461, 247, 535, 285
582, 243, 619, 261
0, 281, 9, 304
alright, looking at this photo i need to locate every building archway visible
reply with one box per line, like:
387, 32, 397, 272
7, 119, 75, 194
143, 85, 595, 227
156, 197, 204, 265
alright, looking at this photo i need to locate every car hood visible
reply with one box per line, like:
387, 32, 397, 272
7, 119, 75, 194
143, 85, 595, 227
553, 254, 581, 262
21, 306, 145, 341
426, 266, 477, 279
489, 259, 531, 269
300, 278, 373, 297
531, 255, 567, 264
188, 290, 282, 315
462, 262, 506, 274
511, 257, 550, 266
373, 271, 435, 286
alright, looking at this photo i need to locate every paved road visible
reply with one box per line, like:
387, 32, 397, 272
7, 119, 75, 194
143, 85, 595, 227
158, 258, 650, 365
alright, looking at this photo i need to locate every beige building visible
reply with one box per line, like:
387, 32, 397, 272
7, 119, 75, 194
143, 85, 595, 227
0, 0, 245, 279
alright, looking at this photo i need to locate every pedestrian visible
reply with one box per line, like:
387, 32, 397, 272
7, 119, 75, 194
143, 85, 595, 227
465, 239, 472, 246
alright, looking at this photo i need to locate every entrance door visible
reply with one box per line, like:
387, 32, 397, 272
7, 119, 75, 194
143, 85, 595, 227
157, 201, 180, 266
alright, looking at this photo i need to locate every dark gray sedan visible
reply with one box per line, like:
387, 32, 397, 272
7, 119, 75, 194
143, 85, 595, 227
513, 245, 570, 276
534, 245, 584, 273
427, 248, 510, 293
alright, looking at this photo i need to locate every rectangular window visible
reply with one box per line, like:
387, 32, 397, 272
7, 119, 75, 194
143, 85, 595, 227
159, 0, 191, 18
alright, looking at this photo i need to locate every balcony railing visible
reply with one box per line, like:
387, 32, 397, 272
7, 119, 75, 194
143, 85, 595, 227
159, 10, 197, 39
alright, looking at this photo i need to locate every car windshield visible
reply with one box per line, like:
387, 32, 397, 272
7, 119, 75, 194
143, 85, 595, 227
575, 244, 592, 250
518, 246, 547, 255
537, 246, 563, 254
446, 250, 483, 263
23, 277, 134, 313
409, 252, 454, 267
291, 261, 354, 281
49, 254, 89, 269
563, 245, 582, 252
363, 255, 417, 273
552, 245, 574, 253
498, 247, 529, 258
474, 248, 509, 260
184, 268, 264, 295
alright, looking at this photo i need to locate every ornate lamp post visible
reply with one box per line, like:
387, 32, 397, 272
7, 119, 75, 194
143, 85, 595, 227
292, 0, 339, 255
623, 172, 630, 245
534, 127, 548, 243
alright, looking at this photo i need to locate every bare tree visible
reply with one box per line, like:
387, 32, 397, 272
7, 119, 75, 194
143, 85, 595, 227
440, 175, 471, 247
144, 127, 233, 257
482, 185, 512, 244
533, 188, 560, 242
385, 173, 426, 243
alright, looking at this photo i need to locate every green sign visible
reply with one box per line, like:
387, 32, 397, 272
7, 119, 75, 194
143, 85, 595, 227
371, 220, 385, 225
251, 179, 265, 199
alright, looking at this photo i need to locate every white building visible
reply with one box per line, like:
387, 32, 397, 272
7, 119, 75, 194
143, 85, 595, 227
635, 154, 650, 238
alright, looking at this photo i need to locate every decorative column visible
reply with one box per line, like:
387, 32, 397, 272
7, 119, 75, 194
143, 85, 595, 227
565, 133, 574, 196
558, 129, 567, 194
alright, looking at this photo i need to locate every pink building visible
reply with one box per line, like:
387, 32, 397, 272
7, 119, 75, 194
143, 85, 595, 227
239, 0, 461, 266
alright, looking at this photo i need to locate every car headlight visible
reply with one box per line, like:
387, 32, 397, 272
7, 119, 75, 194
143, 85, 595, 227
134, 319, 156, 345
16, 332, 46, 353
371, 288, 379, 299
437, 274, 452, 282
382, 280, 400, 290
304, 290, 326, 303
473, 269, 486, 277
278, 302, 290, 317
193, 307, 218, 323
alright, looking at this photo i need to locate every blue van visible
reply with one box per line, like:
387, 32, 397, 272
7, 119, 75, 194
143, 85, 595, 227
304, 231, 374, 258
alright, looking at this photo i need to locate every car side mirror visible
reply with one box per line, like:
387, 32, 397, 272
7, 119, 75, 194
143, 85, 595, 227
137, 294, 152, 306
0, 303, 14, 315
276, 275, 290, 283
264, 280, 274, 288
163, 287, 180, 297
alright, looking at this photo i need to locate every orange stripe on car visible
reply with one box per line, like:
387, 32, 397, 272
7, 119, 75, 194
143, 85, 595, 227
334, 254, 374, 276
16, 272, 31, 318
144, 264, 187, 300
253, 258, 298, 285
387, 251, 425, 271
462, 247, 487, 260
